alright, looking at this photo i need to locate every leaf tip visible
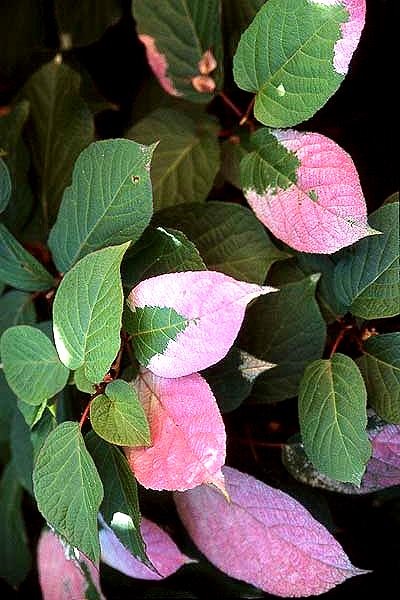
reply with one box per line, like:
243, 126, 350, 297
206, 471, 230, 502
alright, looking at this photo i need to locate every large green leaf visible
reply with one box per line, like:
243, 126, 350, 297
1, 325, 70, 405
127, 109, 219, 210
52, 243, 129, 383
90, 379, 150, 446
86, 431, 148, 563
233, 0, 349, 127
0, 371, 17, 442
239, 275, 326, 402
0, 290, 36, 337
334, 203, 400, 319
133, 0, 222, 102
0, 158, 11, 213
22, 61, 94, 228
122, 226, 205, 289
48, 140, 154, 273
0, 224, 54, 291
0, 463, 31, 587
357, 333, 400, 423
155, 202, 289, 284
55, 0, 122, 47
33, 421, 103, 563
299, 353, 371, 485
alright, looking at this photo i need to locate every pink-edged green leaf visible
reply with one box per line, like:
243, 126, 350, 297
362, 424, 400, 492
241, 128, 375, 253
100, 517, 192, 580
126, 271, 273, 377
37, 529, 104, 600
175, 466, 368, 597
125, 369, 226, 492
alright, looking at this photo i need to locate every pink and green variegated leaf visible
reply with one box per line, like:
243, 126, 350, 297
126, 271, 273, 378
125, 369, 226, 492
175, 466, 368, 597
241, 128, 376, 253
37, 530, 104, 600
100, 517, 193, 580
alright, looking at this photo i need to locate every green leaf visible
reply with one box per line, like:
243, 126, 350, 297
222, 0, 265, 64
0, 158, 11, 213
0, 224, 54, 291
239, 275, 326, 402
17, 400, 47, 429
122, 226, 205, 288
10, 410, 33, 494
53, 243, 129, 382
219, 131, 251, 189
127, 109, 220, 210
299, 353, 371, 485
86, 431, 148, 563
1, 326, 70, 406
357, 333, 400, 423
233, 0, 349, 127
334, 203, 400, 319
33, 421, 103, 563
155, 202, 289, 284
383, 191, 399, 206
0, 371, 17, 442
126, 306, 190, 368
0, 290, 36, 338
90, 379, 150, 446
48, 140, 154, 273
74, 366, 96, 394
133, 0, 222, 102
0, 463, 31, 587
55, 0, 122, 47
22, 61, 94, 228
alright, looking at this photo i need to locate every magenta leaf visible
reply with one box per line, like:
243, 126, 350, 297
37, 529, 104, 600
175, 466, 369, 597
125, 369, 226, 492
332, 0, 367, 75
362, 424, 400, 491
241, 128, 376, 253
100, 516, 192, 580
126, 270, 273, 378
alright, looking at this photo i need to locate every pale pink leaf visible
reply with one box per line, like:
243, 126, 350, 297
37, 529, 104, 600
244, 129, 376, 253
125, 369, 226, 491
362, 424, 400, 491
175, 466, 369, 597
127, 270, 273, 378
138, 34, 182, 97
100, 517, 192, 580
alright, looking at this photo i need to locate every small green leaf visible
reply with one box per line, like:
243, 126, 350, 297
90, 379, 150, 446
0, 290, 36, 338
127, 109, 220, 210
48, 140, 154, 273
33, 421, 103, 563
0, 463, 31, 587
155, 201, 289, 284
299, 354, 371, 485
239, 276, 326, 402
17, 400, 47, 428
86, 431, 148, 564
53, 243, 129, 383
0, 224, 54, 291
1, 326, 70, 406
357, 333, 400, 423
0, 158, 11, 213
334, 203, 400, 319
122, 226, 205, 288
55, 0, 122, 47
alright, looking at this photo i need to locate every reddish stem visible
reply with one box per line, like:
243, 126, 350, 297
219, 91, 243, 118
239, 97, 255, 128
329, 325, 353, 358
79, 400, 91, 429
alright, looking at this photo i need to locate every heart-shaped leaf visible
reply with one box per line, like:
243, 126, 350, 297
175, 466, 368, 596
125, 369, 226, 492
233, 0, 366, 127
126, 270, 273, 378
241, 128, 374, 253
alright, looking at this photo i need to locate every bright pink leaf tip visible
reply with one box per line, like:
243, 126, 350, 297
175, 466, 369, 597
246, 129, 374, 253
128, 270, 274, 378
362, 424, 400, 491
100, 517, 193, 580
37, 530, 104, 600
138, 34, 182, 97
335, 0, 366, 75
125, 369, 226, 491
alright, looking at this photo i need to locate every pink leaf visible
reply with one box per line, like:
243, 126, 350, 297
100, 517, 192, 580
138, 34, 182, 97
175, 466, 369, 597
334, 0, 366, 75
125, 369, 226, 491
127, 271, 273, 377
362, 424, 400, 491
37, 530, 104, 600
245, 129, 375, 253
